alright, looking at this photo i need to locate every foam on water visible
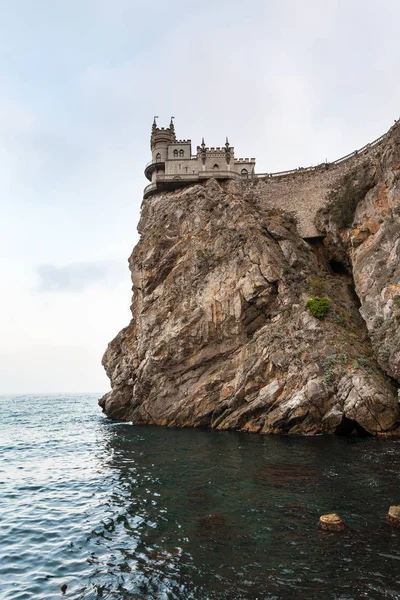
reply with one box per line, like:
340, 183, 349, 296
1, 394, 400, 599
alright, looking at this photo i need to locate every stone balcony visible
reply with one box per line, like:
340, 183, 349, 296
143, 170, 244, 199
144, 159, 165, 181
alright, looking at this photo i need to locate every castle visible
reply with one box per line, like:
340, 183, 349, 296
143, 117, 399, 239
144, 118, 256, 198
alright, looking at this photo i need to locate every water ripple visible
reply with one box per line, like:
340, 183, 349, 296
1, 394, 400, 599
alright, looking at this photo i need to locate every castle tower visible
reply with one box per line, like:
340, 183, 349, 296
145, 117, 176, 182
150, 117, 176, 158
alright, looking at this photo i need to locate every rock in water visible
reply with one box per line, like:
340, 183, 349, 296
387, 506, 400, 526
99, 123, 400, 436
319, 514, 345, 531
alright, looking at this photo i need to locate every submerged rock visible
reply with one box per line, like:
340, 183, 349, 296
100, 124, 400, 436
254, 463, 316, 484
197, 513, 229, 541
187, 489, 211, 506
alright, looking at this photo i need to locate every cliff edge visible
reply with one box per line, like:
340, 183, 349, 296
99, 124, 400, 435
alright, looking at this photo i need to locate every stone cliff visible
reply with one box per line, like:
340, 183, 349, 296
99, 123, 400, 435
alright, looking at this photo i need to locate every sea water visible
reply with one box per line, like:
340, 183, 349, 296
1, 394, 400, 600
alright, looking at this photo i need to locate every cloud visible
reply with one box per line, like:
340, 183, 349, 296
35, 260, 127, 293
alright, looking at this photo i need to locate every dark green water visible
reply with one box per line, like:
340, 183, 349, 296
1, 394, 400, 599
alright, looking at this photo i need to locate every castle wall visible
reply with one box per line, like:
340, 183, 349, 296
165, 157, 197, 176
167, 142, 192, 160
202, 149, 230, 171
233, 159, 256, 175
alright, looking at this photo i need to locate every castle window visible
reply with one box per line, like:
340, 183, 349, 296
213, 164, 219, 171
156, 153, 161, 162
173, 149, 178, 157
241, 168, 248, 177
179, 149, 184, 157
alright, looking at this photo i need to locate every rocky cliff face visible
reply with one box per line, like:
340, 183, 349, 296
100, 125, 400, 436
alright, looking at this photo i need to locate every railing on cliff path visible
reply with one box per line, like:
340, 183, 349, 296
255, 121, 397, 180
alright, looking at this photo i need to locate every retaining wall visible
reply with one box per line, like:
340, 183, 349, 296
245, 122, 399, 238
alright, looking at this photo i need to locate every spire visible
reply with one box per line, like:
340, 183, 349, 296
200, 137, 206, 165
169, 116, 176, 140
151, 116, 158, 150
225, 136, 231, 165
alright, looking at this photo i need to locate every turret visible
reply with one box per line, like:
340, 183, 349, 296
150, 117, 176, 157
169, 117, 176, 141
146, 117, 176, 182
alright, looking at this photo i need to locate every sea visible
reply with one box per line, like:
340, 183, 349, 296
1, 393, 400, 600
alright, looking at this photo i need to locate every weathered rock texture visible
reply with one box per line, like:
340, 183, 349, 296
100, 123, 400, 436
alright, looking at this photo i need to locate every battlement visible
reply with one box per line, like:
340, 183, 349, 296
196, 145, 232, 151
152, 127, 173, 135
197, 147, 228, 151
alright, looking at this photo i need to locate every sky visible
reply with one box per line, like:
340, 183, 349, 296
1, 0, 400, 393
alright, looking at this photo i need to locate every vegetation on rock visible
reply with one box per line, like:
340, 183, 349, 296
306, 296, 331, 319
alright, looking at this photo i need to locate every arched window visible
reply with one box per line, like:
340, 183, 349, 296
173, 149, 178, 157
213, 164, 219, 171
179, 149, 184, 157
241, 168, 248, 177
156, 152, 161, 163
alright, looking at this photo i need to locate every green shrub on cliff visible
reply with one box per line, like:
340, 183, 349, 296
306, 296, 331, 319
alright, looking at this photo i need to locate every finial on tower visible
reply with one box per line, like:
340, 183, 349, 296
225, 136, 231, 164
150, 116, 159, 149
200, 137, 206, 165
170, 116, 176, 140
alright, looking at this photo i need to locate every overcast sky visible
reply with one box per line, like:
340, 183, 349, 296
1, 0, 399, 393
